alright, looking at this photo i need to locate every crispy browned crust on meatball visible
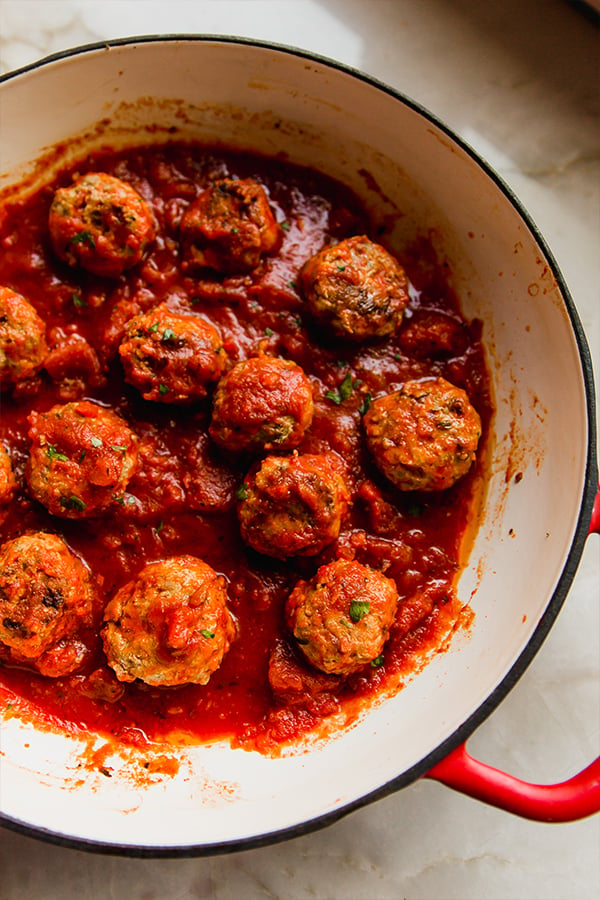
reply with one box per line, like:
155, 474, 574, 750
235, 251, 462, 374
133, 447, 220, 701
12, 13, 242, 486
209, 356, 314, 452
0, 286, 48, 388
26, 400, 138, 517
48, 172, 156, 277
0, 531, 95, 675
119, 303, 227, 403
101, 556, 236, 687
237, 453, 350, 559
285, 558, 399, 675
180, 177, 281, 274
363, 377, 482, 492
299, 235, 409, 341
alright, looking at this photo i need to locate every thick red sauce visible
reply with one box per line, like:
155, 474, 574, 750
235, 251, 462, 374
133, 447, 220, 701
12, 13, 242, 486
0, 142, 491, 754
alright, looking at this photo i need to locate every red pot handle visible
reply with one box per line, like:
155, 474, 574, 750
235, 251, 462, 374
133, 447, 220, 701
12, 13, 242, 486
425, 485, 600, 822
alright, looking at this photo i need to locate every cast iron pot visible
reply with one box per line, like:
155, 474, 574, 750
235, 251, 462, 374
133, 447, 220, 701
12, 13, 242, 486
0, 36, 598, 855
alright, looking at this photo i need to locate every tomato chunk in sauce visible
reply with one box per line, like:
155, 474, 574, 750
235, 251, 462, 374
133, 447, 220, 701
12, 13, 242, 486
0, 141, 492, 754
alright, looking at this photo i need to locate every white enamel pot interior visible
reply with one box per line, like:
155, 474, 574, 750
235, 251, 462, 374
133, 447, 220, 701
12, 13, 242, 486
0, 37, 597, 854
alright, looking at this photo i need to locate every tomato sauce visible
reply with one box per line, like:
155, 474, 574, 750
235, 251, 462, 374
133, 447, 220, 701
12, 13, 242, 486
0, 142, 492, 753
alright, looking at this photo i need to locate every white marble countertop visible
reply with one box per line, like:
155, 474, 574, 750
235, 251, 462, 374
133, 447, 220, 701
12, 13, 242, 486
0, 1, 598, 898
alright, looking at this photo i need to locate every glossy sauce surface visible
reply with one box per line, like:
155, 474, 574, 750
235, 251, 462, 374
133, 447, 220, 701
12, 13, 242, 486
0, 142, 492, 753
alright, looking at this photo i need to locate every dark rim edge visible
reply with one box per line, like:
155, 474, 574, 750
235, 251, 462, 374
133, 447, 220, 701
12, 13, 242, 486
0, 33, 597, 857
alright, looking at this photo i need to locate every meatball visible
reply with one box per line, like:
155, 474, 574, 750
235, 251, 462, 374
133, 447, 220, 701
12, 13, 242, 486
398, 309, 469, 360
180, 177, 281, 274
299, 235, 409, 341
364, 377, 482, 492
102, 556, 236, 687
48, 172, 156, 277
285, 559, 399, 675
237, 453, 350, 559
209, 356, 314, 453
0, 532, 95, 674
0, 286, 48, 388
0, 443, 16, 506
119, 303, 227, 403
26, 400, 138, 517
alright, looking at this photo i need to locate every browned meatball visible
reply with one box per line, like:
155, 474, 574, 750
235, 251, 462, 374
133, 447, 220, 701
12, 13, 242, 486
363, 377, 482, 492
0, 443, 16, 506
285, 559, 399, 675
0, 286, 48, 388
26, 400, 138, 517
102, 556, 236, 687
180, 177, 281, 274
237, 453, 350, 558
398, 309, 469, 359
0, 532, 95, 676
119, 303, 227, 403
209, 356, 314, 453
299, 235, 409, 341
48, 172, 156, 277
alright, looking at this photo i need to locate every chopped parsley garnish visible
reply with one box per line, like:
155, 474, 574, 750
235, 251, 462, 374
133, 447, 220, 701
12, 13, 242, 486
60, 494, 87, 511
111, 444, 127, 452
153, 519, 164, 535
70, 230, 95, 248
72, 293, 87, 308
236, 483, 249, 501
162, 328, 176, 342
349, 599, 370, 623
264, 327, 275, 337
371, 654, 385, 668
280, 221, 291, 232
325, 371, 354, 405
158, 383, 169, 395
148, 321, 159, 333
336, 264, 346, 272
90, 436, 103, 448
200, 629, 215, 640
47, 444, 68, 462
359, 392, 372, 415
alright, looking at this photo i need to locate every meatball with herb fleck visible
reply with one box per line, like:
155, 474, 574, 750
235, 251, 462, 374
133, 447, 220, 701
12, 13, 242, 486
209, 356, 314, 453
0, 286, 48, 388
0, 443, 16, 507
0, 532, 95, 676
285, 558, 399, 675
102, 556, 236, 687
26, 400, 138, 517
299, 234, 409, 341
237, 453, 350, 559
364, 377, 482, 492
48, 172, 156, 277
119, 303, 227, 403
180, 177, 281, 274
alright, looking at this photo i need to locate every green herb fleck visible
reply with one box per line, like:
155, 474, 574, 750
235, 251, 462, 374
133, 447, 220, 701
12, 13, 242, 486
371, 654, 385, 668
60, 494, 87, 512
281, 221, 291, 232
162, 328, 176, 342
158, 383, 169, 395
264, 327, 275, 337
236, 483, 249, 501
336, 264, 346, 272
72, 293, 87, 308
90, 436, 103, 448
200, 629, 215, 640
148, 321, 159, 333
47, 444, 69, 462
325, 371, 354, 405
153, 519, 164, 535
111, 444, 127, 452
70, 230, 95, 248
349, 599, 370, 623
359, 392, 372, 415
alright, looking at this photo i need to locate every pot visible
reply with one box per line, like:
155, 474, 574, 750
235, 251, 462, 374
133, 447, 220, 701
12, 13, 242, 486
0, 36, 598, 854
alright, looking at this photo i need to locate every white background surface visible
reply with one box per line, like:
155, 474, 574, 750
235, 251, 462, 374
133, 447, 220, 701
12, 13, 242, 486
0, 1, 598, 898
